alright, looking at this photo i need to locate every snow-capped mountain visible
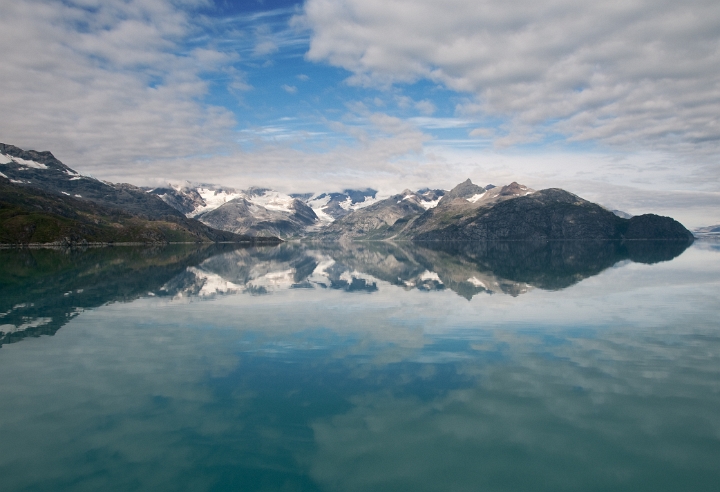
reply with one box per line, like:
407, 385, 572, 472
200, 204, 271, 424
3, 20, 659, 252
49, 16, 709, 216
300, 189, 379, 222
146, 184, 387, 238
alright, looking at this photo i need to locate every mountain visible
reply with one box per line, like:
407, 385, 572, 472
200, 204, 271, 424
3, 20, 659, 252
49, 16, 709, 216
2, 143, 693, 243
312, 179, 692, 242
195, 190, 318, 238
0, 144, 279, 245
303, 189, 379, 221
412, 188, 694, 241
315, 180, 531, 240
397, 180, 535, 239
317, 188, 446, 239
1, 143, 189, 220
146, 184, 383, 238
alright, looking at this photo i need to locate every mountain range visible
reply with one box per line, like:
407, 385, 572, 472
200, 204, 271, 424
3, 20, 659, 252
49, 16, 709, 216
0, 143, 280, 245
1, 143, 694, 244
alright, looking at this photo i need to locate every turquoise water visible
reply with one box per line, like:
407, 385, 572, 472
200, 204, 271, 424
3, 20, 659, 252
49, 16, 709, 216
0, 240, 718, 491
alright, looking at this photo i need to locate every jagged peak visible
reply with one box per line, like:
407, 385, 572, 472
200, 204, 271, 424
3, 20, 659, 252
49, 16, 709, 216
441, 179, 486, 202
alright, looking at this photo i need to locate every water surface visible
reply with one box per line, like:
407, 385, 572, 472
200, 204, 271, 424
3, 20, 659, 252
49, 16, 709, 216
0, 240, 718, 491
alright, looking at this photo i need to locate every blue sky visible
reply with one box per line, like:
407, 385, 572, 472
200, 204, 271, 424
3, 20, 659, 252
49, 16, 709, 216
1, 0, 719, 226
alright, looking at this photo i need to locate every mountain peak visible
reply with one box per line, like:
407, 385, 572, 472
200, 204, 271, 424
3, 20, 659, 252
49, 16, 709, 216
441, 179, 486, 202
499, 182, 532, 197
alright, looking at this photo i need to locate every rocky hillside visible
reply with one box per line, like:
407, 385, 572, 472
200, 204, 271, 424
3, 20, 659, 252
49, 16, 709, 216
318, 188, 445, 239
195, 194, 318, 238
0, 178, 279, 245
0, 144, 279, 245
413, 188, 693, 241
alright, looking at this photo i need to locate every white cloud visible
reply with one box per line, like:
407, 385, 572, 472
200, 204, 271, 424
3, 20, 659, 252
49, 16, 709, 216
253, 40, 279, 57
414, 99, 436, 116
300, 0, 720, 157
0, 0, 236, 171
282, 84, 298, 94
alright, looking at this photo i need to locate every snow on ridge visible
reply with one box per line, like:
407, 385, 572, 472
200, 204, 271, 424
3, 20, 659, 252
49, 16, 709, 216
0, 154, 12, 165
351, 196, 378, 210
192, 187, 244, 216
247, 190, 296, 213
0, 171, 7, 179
338, 196, 353, 211
4, 155, 49, 170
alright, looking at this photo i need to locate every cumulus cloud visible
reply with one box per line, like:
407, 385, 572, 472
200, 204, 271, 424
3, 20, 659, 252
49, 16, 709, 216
0, 0, 236, 172
300, 0, 720, 156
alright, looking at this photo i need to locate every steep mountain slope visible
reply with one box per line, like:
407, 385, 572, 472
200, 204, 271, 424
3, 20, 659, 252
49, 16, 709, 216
0, 177, 270, 245
1, 144, 186, 220
0, 144, 278, 244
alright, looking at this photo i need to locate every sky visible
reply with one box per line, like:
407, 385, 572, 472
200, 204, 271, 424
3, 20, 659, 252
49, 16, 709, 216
1, 0, 719, 227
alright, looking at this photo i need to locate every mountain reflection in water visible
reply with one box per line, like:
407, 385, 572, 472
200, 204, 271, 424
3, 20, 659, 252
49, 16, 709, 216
0, 239, 718, 492
1, 239, 690, 347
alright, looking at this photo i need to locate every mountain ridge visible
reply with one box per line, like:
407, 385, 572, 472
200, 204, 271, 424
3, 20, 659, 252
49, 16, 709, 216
1, 143, 694, 243
0, 144, 281, 245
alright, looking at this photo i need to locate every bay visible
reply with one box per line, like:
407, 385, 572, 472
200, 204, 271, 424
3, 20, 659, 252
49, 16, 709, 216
0, 239, 718, 491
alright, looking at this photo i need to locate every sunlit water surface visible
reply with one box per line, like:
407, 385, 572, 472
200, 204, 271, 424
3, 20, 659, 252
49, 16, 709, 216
0, 240, 719, 491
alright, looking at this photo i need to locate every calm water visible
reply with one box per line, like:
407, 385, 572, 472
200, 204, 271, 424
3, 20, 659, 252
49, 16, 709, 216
0, 240, 719, 492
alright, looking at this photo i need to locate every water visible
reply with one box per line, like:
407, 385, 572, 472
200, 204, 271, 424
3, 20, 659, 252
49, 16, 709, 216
0, 240, 719, 491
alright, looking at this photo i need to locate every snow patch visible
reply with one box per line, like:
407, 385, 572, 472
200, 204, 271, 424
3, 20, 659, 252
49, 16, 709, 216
61, 191, 70, 196
467, 191, 487, 203
420, 198, 440, 209
0, 171, 7, 179
192, 187, 244, 216
9, 156, 48, 169
247, 190, 295, 213
349, 195, 378, 210
338, 197, 353, 211
313, 207, 335, 223
69, 176, 83, 181
0, 153, 12, 164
